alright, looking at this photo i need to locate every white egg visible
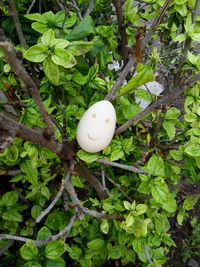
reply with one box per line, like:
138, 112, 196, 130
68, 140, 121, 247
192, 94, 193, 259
76, 100, 116, 153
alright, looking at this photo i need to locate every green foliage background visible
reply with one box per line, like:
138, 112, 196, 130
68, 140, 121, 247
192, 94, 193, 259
0, 0, 200, 266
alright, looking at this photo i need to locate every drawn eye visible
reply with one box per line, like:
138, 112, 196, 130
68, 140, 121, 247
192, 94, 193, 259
92, 113, 96, 118
105, 119, 109, 123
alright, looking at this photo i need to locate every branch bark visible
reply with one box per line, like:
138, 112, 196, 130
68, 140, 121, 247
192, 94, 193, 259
115, 73, 200, 135
0, 34, 54, 138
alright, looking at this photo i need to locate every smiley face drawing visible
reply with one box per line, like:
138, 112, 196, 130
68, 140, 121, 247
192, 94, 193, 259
76, 100, 116, 153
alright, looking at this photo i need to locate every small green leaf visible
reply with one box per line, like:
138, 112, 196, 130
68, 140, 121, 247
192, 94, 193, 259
67, 41, 93, 56
165, 107, 180, 120
100, 219, 109, 234
20, 159, 38, 184
191, 33, 200, 42
87, 239, 105, 250
162, 233, 176, 246
67, 16, 95, 41
185, 144, 200, 157
41, 29, 55, 47
183, 196, 199, 211
123, 201, 132, 210
151, 178, 169, 204
31, 205, 42, 219
120, 65, 154, 95
1, 191, 18, 207
45, 258, 65, 267
37, 226, 51, 240
71, 176, 84, 188
51, 48, 72, 67
132, 239, 143, 253
126, 214, 135, 227
44, 241, 66, 259
162, 199, 177, 212
108, 245, 122, 259
163, 120, 176, 140
20, 241, 38, 260
2, 209, 23, 222
43, 58, 59, 85
174, 34, 187, 43
25, 45, 47, 62
147, 155, 164, 176
155, 216, 170, 234
77, 150, 99, 163
136, 204, 147, 215
24, 13, 47, 23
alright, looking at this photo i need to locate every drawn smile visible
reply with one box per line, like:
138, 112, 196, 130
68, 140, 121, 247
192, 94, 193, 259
88, 134, 99, 141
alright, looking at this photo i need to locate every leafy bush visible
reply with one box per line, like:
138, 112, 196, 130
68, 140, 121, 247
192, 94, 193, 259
0, 0, 200, 266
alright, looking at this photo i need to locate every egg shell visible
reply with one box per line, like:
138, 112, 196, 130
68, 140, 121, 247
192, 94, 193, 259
76, 100, 116, 153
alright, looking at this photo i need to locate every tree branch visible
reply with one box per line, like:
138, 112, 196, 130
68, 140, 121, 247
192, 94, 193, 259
0, 34, 54, 138
105, 0, 172, 101
36, 163, 75, 223
112, 0, 128, 64
7, 0, 28, 49
84, 0, 93, 16
115, 73, 200, 135
97, 159, 149, 175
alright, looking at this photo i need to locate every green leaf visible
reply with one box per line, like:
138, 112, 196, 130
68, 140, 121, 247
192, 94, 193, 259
23, 262, 41, 267
122, 104, 141, 119
138, 181, 151, 194
174, 34, 187, 42
135, 89, 152, 102
162, 233, 176, 246
20, 159, 38, 184
163, 120, 176, 140
140, 219, 151, 236
100, 219, 109, 234
151, 178, 169, 204
71, 176, 84, 188
45, 258, 65, 267
25, 45, 47, 62
52, 39, 70, 49
185, 144, 200, 156
37, 226, 51, 240
155, 216, 170, 234
32, 22, 48, 33
136, 204, 147, 215
1, 191, 18, 207
110, 148, 124, 161
177, 209, 185, 225
66, 245, 82, 260
183, 196, 199, 211
165, 107, 180, 120
119, 65, 154, 95
31, 205, 42, 219
45, 211, 67, 231
2, 209, 23, 222
24, 13, 48, 23
123, 201, 132, 210
44, 241, 66, 259
132, 239, 143, 253
77, 150, 99, 163
126, 214, 135, 227
67, 41, 93, 56
170, 150, 183, 161
162, 199, 177, 212
184, 113, 197, 122
67, 16, 95, 41
43, 58, 59, 85
108, 245, 122, 259
41, 29, 55, 47
147, 155, 164, 176
51, 48, 74, 67
191, 33, 200, 42
20, 241, 38, 260
87, 239, 105, 250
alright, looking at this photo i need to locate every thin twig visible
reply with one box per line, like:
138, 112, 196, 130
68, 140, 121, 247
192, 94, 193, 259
0, 215, 77, 246
36, 163, 75, 223
84, 0, 93, 16
7, 0, 28, 49
27, 0, 36, 14
105, 173, 132, 202
115, 73, 200, 135
97, 159, 149, 175
105, 0, 172, 101
0, 240, 14, 256
70, 0, 82, 20
0, 35, 54, 138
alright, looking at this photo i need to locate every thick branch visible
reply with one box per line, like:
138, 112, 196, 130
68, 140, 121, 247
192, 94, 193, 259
0, 35, 54, 137
97, 159, 149, 175
112, 0, 128, 64
115, 73, 200, 135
